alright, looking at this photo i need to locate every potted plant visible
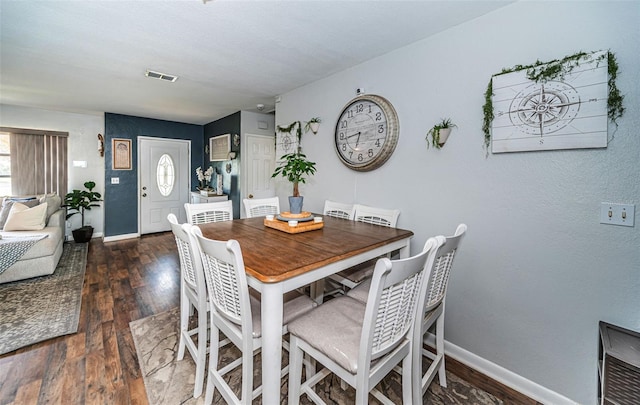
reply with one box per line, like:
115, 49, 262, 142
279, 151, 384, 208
304, 117, 322, 134
63, 181, 102, 243
426, 118, 457, 149
271, 152, 317, 214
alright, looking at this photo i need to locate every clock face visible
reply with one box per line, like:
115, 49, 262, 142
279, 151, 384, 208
334, 95, 399, 171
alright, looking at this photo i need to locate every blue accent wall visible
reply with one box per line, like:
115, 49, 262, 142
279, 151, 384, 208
104, 113, 203, 237
204, 112, 241, 218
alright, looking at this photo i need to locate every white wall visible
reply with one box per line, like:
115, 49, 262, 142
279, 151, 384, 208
274, 2, 640, 404
0, 104, 106, 238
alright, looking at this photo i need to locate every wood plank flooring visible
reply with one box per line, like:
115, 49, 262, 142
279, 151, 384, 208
0, 232, 539, 404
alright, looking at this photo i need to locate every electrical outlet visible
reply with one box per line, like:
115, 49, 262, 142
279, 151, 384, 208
600, 203, 635, 227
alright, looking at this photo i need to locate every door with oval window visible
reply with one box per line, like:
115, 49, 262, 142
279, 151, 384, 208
139, 137, 190, 234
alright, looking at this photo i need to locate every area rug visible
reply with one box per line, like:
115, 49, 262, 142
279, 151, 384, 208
0, 242, 88, 355
131, 307, 503, 404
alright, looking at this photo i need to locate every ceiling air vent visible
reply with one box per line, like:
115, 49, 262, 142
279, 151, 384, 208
145, 69, 178, 82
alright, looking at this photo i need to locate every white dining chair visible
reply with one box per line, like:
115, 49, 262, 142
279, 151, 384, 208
287, 246, 432, 405
328, 204, 401, 293
323, 200, 355, 220
184, 200, 233, 224
167, 213, 209, 398
188, 226, 316, 404
411, 224, 466, 402
242, 196, 280, 218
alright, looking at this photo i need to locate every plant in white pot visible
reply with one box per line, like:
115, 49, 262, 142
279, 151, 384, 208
426, 118, 457, 149
271, 152, 317, 214
304, 117, 322, 134
63, 181, 102, 243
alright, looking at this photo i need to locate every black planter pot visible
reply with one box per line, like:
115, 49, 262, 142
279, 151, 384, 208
72, 226, 94, 243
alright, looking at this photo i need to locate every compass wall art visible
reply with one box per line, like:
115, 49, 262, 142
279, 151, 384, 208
490, 50, 609, 153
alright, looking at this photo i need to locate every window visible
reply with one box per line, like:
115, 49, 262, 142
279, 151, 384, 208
0, 133, 10, 196
0, 127, 68, 196
156, 153, 175, 197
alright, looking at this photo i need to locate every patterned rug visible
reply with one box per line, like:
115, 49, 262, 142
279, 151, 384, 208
0, 242, 88, 355
131, 308, 503, 404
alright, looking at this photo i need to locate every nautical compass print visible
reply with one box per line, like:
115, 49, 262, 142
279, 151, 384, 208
490, 50, 608, 153
507, 81, 580, 136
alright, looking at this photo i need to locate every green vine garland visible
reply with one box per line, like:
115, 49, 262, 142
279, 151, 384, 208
482, 50, 625, 150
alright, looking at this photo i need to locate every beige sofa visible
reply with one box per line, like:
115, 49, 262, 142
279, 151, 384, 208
0, 196, 66, 284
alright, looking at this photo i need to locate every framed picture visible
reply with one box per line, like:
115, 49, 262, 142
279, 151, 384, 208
112, 138, 132, 170
210, 133, 231, 161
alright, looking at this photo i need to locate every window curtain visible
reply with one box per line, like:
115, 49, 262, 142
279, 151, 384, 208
9, 131, 68, 196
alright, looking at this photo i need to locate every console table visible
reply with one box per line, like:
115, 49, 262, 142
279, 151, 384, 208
598, 321, 640, 405
189, 191, 228, 204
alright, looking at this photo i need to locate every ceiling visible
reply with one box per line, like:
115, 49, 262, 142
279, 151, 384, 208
0, 1, 513, 125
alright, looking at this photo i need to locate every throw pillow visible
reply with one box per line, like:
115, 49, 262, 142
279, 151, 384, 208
0, 198, 40, 229
3, 202, 48, 231
39, 193, 62, 221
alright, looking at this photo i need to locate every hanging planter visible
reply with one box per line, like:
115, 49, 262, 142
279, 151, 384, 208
426, 118, 456, 149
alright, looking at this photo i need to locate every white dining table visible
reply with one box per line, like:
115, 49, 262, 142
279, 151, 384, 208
198, 215, 413, 403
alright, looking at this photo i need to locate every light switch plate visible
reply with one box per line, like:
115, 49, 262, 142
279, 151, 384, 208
111, 177, 119, 184
600, 203, 635, 227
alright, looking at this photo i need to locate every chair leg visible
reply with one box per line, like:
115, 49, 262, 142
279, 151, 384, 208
412, 327, 424, 405
402, 352, 412, 405
177, 295, 189, 361
436, 314, 447, 388
240, 341, 254, 404
288, 336, 304, 405
204, 325, 220, 405
193, 306, 208, 397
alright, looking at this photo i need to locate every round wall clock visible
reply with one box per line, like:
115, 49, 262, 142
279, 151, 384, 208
334, 94, 399, 171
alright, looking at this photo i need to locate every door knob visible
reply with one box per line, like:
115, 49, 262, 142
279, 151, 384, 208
142, 186, 147, 190
248, 194, 253, 199
142, 193, 147, 197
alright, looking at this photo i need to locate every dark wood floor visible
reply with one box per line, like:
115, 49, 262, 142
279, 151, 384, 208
0, 232, 538, 405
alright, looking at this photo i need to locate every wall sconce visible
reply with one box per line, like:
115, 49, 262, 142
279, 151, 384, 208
204, 144, 209, 154
97, 134, 104, 157
228, 151, 237, 160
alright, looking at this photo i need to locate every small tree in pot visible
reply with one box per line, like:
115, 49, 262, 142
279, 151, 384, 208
63, 181, 102, 243
271, 152, 317, 214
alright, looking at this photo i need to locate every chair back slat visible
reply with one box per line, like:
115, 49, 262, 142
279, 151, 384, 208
243, 196, 280, 218
422, 224, 467, 314
185, 200, 233, 225
353, 204, 400, 228
191, 228, 252, 330
362, 247, 430, 361
323, 200, 355, 220
168, 213, 198, 290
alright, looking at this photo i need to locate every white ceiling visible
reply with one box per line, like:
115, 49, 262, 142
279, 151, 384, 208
0, 0, 513, 125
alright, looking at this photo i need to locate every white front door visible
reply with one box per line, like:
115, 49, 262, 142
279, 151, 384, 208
139, 137, 190, 234
244, 134, 276, 216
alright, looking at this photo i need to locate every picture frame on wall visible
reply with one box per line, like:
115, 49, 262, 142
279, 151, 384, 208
210, 133, 231, 161
112, 138, 132, 170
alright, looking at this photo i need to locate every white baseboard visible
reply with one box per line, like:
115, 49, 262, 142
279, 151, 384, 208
102, 233, 140, 242
424, 334, 578, 405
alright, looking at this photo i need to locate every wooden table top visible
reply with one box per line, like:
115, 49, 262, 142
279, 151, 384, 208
197, 215, 414, 283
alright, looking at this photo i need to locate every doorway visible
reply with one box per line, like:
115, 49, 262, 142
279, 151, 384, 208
139, 137, 190, 234
243, 134, 276, 217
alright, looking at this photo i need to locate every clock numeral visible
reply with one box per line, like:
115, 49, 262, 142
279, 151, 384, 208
375, 112, 382, 121
340, 120, 347, 129
355, 104, 364, 113
368, 149, 374, 157
375, 138, 381, 147
347, 110, 354, 119
339, 132, 345, 140
341, 143, 347, 151
348, 151, 353, 159
377, 124, 384, 134
358, 153, 364, 162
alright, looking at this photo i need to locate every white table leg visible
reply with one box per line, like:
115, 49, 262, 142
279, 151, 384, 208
399, 238, 411, 258
261, 282, 284, 404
